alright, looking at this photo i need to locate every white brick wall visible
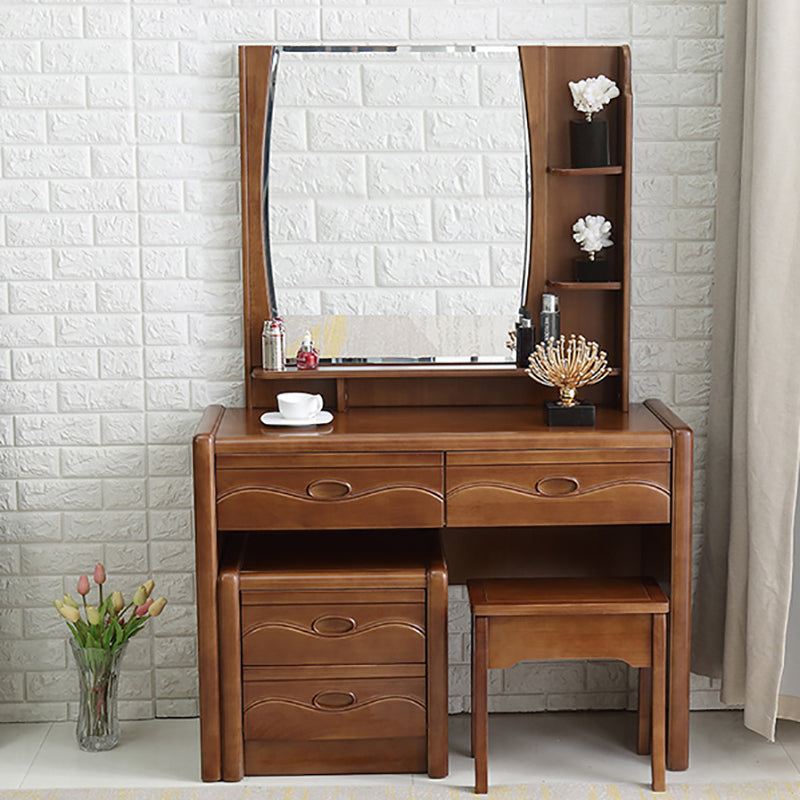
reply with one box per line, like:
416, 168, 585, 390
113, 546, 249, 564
0, 0, 723, 723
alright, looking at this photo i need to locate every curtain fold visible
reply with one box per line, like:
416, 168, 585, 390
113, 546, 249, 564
691, 0, 800, 740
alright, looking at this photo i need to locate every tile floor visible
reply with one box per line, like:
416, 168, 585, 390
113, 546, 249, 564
2, 711, 800, 790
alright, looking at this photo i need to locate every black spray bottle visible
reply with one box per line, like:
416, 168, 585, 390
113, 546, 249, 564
539, 293, 560, 343
515, 307, 534, 368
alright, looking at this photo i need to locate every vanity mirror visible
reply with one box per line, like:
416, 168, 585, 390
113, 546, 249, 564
240, 45, 631, 411
267, 46, 530, 363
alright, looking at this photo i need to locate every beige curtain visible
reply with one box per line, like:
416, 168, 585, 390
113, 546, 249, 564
691, 0, 800, 739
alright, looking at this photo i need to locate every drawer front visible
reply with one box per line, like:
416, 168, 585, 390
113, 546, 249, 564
243, 676, 426, 741
447, 460, 671, 527
216, 465, 443, 530
241, 602, 426, 666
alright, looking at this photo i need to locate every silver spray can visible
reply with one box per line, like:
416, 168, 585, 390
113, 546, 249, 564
261, 318, 285, 371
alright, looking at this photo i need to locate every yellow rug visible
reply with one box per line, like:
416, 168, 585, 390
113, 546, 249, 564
3, 783, 800, 800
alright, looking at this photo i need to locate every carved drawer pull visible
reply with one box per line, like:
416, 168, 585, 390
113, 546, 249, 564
536, 476, 580, 496
313, 691, 356, 710
306, 479, 352, 499
312, 615, 357, 635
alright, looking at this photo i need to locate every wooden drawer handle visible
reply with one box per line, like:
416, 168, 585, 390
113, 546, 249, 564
312, 615, 357, 635
306, 479, 352, 499
313, 691, 356, 710
536, 476, 580, 496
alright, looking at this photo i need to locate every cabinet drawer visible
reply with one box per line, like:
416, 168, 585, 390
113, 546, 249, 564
216, 463, 443, 530
241, 602, 426, 666
243, 676, 426, 741
447, 459, 670, 527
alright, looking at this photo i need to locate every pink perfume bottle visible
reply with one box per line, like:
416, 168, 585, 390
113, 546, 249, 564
296, 330, 319, 371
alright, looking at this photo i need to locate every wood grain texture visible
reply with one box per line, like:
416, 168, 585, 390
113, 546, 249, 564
192, 405, 225, 782
645, 397, 693, 771
469, 576, 668, 792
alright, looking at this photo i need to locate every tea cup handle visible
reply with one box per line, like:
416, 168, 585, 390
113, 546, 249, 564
312, 394, 324, 415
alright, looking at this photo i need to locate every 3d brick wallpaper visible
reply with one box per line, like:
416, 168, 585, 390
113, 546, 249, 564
0, 1, 722, 722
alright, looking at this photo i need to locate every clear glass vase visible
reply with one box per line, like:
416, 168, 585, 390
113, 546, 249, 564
70, 639, 127, 752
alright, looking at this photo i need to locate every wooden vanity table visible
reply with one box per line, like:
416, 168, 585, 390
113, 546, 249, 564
192, 44, 693, 782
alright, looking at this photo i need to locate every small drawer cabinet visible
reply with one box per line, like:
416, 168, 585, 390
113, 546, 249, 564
216, 531, 448, 780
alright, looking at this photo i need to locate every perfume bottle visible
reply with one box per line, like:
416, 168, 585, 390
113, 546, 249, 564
262, 318, 286, 371
515, 307, 534, 368
296, 330, 319, 371
539, 294, 560, 343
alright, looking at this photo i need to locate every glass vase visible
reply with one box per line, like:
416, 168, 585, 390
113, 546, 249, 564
70, 639, 127, 752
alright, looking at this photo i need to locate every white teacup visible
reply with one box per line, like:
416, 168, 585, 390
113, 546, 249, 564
277, 392, 324, 420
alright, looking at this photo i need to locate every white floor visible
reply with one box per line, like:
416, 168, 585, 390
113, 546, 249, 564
2, 711, 800, 791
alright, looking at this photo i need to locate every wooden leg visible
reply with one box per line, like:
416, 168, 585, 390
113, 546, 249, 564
470, 616, 476, 759
474, 616, 489, 795
637, 667, 652, 755
426, 554, 449, 778
651, 614, 667, 792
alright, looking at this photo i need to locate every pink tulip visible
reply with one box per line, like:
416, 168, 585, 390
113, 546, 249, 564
77, 575, 90, 596
135, 599, 153, 617
94, 563, 106, 585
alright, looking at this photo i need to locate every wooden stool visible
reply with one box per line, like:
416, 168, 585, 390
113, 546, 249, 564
468, 577, 668, 794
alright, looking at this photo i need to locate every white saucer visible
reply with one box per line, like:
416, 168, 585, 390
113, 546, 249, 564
260, 410, 333, 427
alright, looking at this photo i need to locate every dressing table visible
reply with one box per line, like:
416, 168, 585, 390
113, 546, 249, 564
193, 45, 692, 782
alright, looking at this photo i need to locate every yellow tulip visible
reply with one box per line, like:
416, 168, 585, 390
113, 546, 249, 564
58, 605, 80, 623
148, 597, 167, 617
143, 579, 155, 598
111, 590, 124, 613
86, 605, 101, 625
132, 586, 147, 606
63, 593, 79, 609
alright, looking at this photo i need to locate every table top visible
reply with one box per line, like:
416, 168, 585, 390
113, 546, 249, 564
209, 403, 674, 454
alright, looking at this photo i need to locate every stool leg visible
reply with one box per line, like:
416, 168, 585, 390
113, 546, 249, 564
637, 667, 652, 755
651, 614, 667, 792
470, 617, 475, 758
473, 615, 489, 794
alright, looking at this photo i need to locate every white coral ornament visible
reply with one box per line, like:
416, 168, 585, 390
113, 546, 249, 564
572, 215, 612, 260
569, 75, 620, 121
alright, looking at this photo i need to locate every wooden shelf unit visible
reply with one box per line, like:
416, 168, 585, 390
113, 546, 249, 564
240, 45, 632, 413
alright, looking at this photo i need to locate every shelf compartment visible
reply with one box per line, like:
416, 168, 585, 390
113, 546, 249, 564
547, 281, 622, 291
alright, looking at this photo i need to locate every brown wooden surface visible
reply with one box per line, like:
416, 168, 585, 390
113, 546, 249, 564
244, 737, 427, 776
192, 405, 225, 781
645, 398, 693, 771
469, 576, 666, 793
426, 535, 449, 778
218, 541, 244, 781
446, 461, 670, 527
243, 676, 426, 740
241, 602, 425, 666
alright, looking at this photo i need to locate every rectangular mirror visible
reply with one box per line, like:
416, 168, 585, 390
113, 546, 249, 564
265, 46, 530, 363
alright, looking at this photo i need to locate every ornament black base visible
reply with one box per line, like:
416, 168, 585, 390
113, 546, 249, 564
545, 400, 596, 427
575, 257, 612, 282
569, 119, 610, 168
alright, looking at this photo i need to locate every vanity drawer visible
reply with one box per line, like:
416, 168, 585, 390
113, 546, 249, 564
241, 601, 426, 666
243, 675, 426, 742
446, 455, 671, 527
216, 456, 444, 530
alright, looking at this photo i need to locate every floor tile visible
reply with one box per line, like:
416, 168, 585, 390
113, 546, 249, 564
0, 722, 51, 789
685, 711, 800, 782
776, 717, 800, 773
20, 719, 201, 788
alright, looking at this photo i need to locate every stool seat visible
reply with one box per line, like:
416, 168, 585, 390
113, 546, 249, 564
468, 577, 669, 616
468, 576, 668, 794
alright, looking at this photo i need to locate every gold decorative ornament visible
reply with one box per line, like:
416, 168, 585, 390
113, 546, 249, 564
525, 334, 611, 407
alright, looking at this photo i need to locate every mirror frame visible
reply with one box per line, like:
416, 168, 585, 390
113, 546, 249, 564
239, 45, 631, 412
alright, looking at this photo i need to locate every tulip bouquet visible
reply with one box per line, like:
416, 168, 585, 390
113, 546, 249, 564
55, 562, 167, 651
55, 563, 167, 751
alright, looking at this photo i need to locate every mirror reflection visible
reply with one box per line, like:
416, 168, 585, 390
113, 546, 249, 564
267, 46, 530, 362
